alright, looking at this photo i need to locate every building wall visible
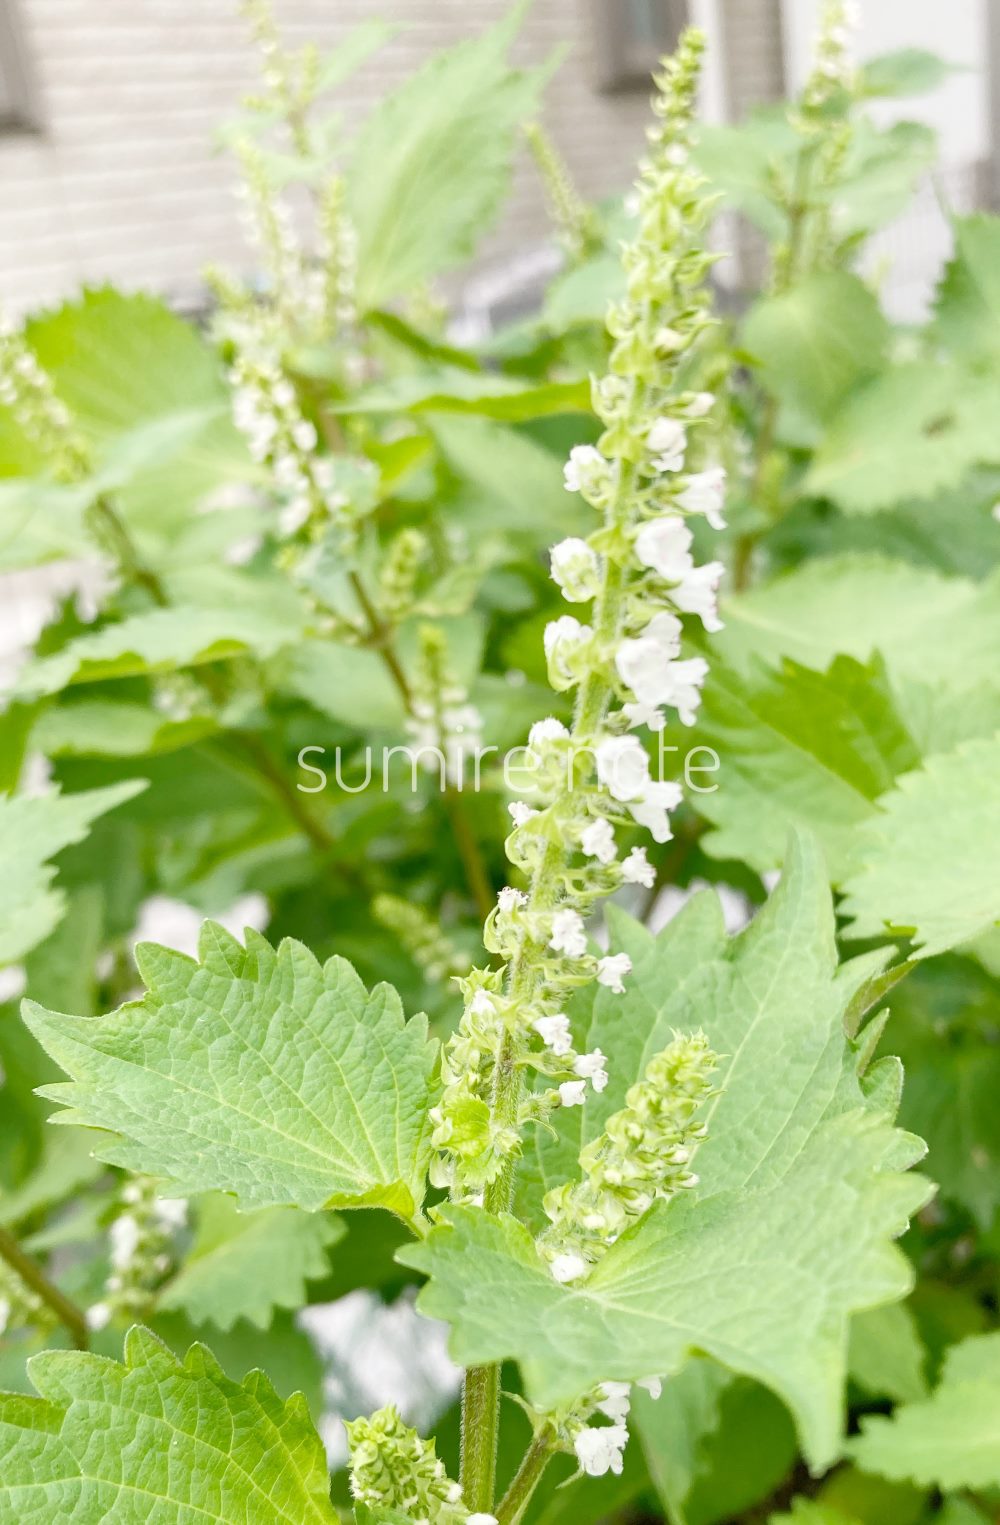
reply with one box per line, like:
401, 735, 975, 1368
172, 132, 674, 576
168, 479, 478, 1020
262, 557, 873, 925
0, 2, 624, 313
0, 0, 790, 317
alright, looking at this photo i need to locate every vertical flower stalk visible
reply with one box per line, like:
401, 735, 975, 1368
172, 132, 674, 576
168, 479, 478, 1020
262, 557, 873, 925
86, 1178, 188, 1331
435, 28, 728, 1512
773, 0, 862, 289
435, 26, 724, 1213
525, 121, 602, 265
736, 0, 862, 588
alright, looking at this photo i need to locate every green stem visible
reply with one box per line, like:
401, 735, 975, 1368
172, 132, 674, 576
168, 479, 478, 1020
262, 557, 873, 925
444, 789, 496, 925
0, 1223, 89, 1350
91, 495, 170, 609
460, 1363, 502, 1512
462, 441, 645, 1510
348, 568, 497, 920
496, 1434, 553, 1525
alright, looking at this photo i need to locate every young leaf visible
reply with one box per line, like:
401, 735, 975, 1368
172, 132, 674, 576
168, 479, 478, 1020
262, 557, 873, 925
0, 782, 145, 966
158, 1195, 345, 1331
24, 924, 440, 1222
852, 1331, 1000, 1489
402, 835, 931, 1470
841, 734, 1000, 958
0, 1326, 338, 1521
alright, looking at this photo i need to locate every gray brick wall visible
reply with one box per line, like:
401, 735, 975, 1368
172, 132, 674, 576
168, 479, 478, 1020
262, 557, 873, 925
0, 1, 781, 314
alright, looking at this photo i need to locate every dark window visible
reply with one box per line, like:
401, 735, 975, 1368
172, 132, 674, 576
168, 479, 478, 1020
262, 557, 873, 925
0, 1, 38, 133
589, 0, 690, 92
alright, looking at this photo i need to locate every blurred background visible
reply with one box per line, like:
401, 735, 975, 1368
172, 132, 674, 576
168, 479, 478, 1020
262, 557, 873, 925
0, 0, 993, 323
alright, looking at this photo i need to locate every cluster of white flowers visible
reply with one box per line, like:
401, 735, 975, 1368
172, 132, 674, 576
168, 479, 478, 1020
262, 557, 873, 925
570, 1376, 664, 1477
406, 625, 485, 791
777, 0, 862, 285
431, 31, 725, 1202
805, 0, 861, 105
0, 1260, 56, 1340
346, 1404, 494, 1524
224, 320, 347, 539
0, 309, 87, 478
86, 1178, 188, 1330
318, 173, 360, 339
233, 145, 327, 335
540, 1031, 718, 1282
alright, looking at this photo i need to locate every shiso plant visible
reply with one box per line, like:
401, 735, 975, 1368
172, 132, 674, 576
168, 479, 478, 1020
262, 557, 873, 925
0, 3, 999, 1524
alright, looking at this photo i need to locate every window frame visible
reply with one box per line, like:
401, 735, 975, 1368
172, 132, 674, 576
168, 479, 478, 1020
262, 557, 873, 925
587, 0, 690, 93
0, 0, 40, 135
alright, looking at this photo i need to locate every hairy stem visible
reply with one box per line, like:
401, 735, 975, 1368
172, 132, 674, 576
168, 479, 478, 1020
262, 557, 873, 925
460, 1362, 502, 1512
734, 143, 816, 589
496, 1434, 553, 1525
0, 1224, 89, 1350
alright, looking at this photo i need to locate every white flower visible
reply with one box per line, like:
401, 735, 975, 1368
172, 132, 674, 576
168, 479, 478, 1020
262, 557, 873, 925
86, 1302, 112, 1331
596, 735, 650, 802
615, 639, 668, 707
581, 818, 616, 864
467, 1515, 500, 1525
597, 953, 632, 993
634, 517, 693, 581
544, 615, 593, 691
154, 1197, 188, 1231
528, 717, 570, 748
615, 607, 685, 708
629, 779, 683, 843
550, 537, 601, 602
622, 846, 655, 887
574, 1048, 609, 1092
623, 701, 667, 732
109, 1214, 140, 1269
646, 417, 687, 471
646, 610, 685, 648
559, 1079, 588, 1107
550, 1252, 588, 1283
550, 908, 587, 957
508, 802, 538, 828
659, 656, 709, 726
675, 468, 727, 530
672, 562, 725, 633
596, 1381, 632, 1422
278, 495, 312, 537
292, 419, 318, 452
638, 1377, 663, 1399
680, 392, 715, 418
469, 989, 497, 1017
497, 887, 527, 913
564, 444, 610, 500
574, 1423, 629, 1477
534, 1013, 573, 1055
